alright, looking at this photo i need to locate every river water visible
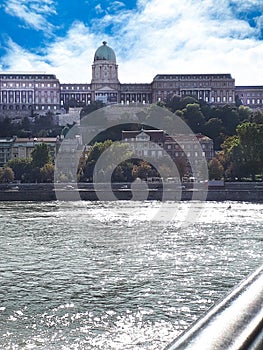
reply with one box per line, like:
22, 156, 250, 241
0, 200, 262, 349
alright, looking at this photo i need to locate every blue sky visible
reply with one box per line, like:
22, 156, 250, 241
0, 0, 263, 84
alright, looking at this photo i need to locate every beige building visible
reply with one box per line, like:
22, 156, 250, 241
0, 73, 60, 115
0, 136, 59, 166
235, 86, 263, 109
122, 129, 214, 168
152, 74, 235, 105
0, 137, 15, 166
0, 42, 263, 116
11, 137, 59, 161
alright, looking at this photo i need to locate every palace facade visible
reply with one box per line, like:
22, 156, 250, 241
0, 41, 263, 117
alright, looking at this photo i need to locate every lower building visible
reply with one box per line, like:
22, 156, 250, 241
0, 137, 15, 166
11, 137, 59, 161
122, 129, 214, 177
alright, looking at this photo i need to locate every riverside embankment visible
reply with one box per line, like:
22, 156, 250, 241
0, 182, 263, 202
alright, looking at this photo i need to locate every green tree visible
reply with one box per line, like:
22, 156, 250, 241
182, 103, 205, 133
80, 101, 105, 118
221, 122, 263, 180
238, 105, 251, 122
21, 116, 31, 131
7, 158, 33, 182
31, 143, 52, 169
80, 140, 133, 182
219, 105, 240, 135
236, 122, 263, 180
0, 118, 13, 137
112, 160, 134, 182
251, 110, 263, 124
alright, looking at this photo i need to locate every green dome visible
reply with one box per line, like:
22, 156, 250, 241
94, 41, 116, 63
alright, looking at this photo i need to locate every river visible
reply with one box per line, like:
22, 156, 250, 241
0, 200, 262, 349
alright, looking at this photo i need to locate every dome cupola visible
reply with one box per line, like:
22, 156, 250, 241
94, 41, 116, 63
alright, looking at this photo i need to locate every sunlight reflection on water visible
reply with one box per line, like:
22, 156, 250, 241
0, 201, 262, 349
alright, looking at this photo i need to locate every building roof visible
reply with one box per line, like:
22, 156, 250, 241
236, 86, 263, 90
14, 137, 58, 143
94, 41, 116, 63
153, 73, 233, 80
122, 129, 165, 142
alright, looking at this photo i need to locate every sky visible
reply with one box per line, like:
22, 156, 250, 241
0, 0, 263, 85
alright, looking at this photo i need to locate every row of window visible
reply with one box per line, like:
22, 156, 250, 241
61, 85, 91, 90
2, 98, 33, 103
131, 149, 207, 159
1, 82, 58, 88
157, 93, 233, 103
127, 141, 212, 151
0, 75, 56, 80
155, 75, 232, 80
0, 104, 59, 111
242, 99, 263, 105
35, 105, 58, 110
239, 92, 263, 97
156, 82, 233, 88
35, 98, 58, 103
35, 91, 59, 96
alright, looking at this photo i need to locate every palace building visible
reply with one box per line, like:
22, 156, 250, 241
0, 41, 263, 116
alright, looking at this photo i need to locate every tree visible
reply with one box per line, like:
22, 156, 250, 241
112, 160, 134, 182
250, 110, 263, 124
236, 122, 263, 180
79, 140, 133, 182
202, 118, 224, 150
182, 103, 205, 133
7, 158, 33, 182
221, 122, 263, 181
132, 160, 155, 180
21, 116, 31, 131
0, 167, 15, 183
0, 118, 13, 137
219, 105, 240, 135
165, 95, 199, 113
238, 105, 251, 122
40, 163, 55, 183
35, 113, 54, 129
80, 101, 105, 118
31, 143, 52, 169
208, 158, 224, 180
203, 118, 223, 139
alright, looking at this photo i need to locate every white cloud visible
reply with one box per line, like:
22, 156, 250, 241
95, 4, 104, 14
3, 0, 56, 34
1, 0, 263, 85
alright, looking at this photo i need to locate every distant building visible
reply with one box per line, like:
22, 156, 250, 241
0, 73, 60, 116
235, 86, 263, 109
122, 129, 165, 158
0, 137, 16, 166
1, 41, 263, 118
152, 74, 235, 105
11, 137, 59, 161
122, 129, 214, 167
0, 136, 62, 167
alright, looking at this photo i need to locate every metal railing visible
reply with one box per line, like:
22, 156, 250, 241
165, 264, 263, 350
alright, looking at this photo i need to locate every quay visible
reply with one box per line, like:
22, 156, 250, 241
0, 182, 263, 202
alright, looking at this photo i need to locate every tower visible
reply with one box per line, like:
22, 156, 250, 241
91, 41, 120, 103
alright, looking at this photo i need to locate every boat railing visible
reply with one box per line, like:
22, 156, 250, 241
165, 264, 263, 350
